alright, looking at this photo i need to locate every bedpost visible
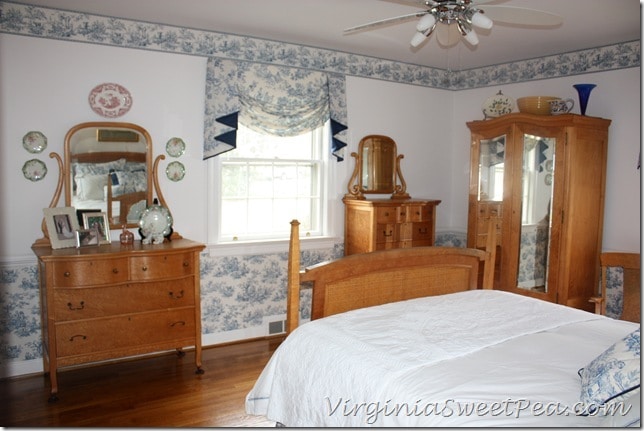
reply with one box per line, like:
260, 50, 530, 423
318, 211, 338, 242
482, 216, 499, 289
286, 220, 301, 334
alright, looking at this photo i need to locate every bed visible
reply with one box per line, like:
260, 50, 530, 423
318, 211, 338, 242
245, 220, 640, 427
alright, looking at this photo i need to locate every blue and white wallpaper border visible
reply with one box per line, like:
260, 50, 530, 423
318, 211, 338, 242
0, 1, 639, 91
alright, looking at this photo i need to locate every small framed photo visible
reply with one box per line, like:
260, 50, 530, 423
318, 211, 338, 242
43, 207, 80, 249
82, 212, 111, 245
75, 228, 99, 247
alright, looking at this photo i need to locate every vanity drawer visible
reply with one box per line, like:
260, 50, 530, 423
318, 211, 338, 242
55, 308, 196, 358
130, 252, 195, 280
411, 222, 433, 241
53, 277, 195, 321
53, 258, 129, 287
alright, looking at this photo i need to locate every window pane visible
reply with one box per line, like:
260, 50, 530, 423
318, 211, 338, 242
218, 121, 327, 241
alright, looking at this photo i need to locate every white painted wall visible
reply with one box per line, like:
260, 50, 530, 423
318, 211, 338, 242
1, 33, 640, 260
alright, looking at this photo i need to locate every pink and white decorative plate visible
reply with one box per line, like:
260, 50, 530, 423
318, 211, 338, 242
88, 83, 133, 118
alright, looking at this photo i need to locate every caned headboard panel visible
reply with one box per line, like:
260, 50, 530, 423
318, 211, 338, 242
286, 219, 497, 333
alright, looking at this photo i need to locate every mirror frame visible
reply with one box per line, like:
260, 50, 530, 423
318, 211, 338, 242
63, 122, 153, 230
345, 135, 410, 200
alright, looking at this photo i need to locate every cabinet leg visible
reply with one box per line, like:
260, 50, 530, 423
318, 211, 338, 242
48, 392, 59, 403
195, 367, 204, 375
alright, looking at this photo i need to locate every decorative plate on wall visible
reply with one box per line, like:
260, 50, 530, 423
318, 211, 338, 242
88, 83, 133, 118
22, 159, 47, 181
166, 161, 186, 182
166, 137, 186, 157
22, 131, 47, 153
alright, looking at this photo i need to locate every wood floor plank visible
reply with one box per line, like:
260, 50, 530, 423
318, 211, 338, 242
0, 336, 284, 427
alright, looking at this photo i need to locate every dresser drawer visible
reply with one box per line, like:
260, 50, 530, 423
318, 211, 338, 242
412, 222, 433, 241
53, 258, 129, 287
130, 252, 195, 280
375, 223, 398, 243
375, 207, 397, 224
53, 277, 195, 321
55, 308, 196, 358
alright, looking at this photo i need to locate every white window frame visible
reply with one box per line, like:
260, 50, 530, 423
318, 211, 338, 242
206, 122, 339, 256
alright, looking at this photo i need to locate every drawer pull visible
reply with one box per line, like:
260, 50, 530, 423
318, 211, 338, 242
418, 228, 428, 234
112, 268, 119, 274
67, 301, 85, 311
170, 321, 186, 327
69, 334, 87, 342
383, 230, 393, 237
183, 261, 190, 267
169, 290, 185, 299
141, 266, 148, 271
400, 212, 406, 217
64, 271, 71, 278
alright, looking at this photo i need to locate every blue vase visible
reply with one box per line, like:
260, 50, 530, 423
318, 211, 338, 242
573, 84, 596, 116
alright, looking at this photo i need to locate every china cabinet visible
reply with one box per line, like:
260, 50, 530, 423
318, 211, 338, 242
32, 122, 205, 401
467, 113, 611, 311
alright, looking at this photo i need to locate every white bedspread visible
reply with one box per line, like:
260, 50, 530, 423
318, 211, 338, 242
246, 290, 639, 427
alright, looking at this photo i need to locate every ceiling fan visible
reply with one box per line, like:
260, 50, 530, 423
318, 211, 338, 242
344, 0, 563, 48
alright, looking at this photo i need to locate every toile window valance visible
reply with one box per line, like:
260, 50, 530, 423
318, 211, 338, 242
203, 58, 348, 161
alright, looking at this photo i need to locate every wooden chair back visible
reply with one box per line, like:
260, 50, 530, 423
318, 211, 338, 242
595, 252, 641, 323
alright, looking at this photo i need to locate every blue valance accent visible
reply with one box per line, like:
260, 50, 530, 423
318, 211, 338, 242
204, 58, 348, 161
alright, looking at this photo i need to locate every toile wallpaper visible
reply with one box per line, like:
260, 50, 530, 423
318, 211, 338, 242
0, 1, 639, 373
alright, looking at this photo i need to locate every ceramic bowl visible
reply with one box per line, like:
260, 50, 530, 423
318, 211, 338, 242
517, 96, 560, 115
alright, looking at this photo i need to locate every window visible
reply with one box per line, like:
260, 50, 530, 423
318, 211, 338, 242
215, 121, 329, 242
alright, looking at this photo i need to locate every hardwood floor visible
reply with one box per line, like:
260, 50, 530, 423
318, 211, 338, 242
0, 336, 284, 427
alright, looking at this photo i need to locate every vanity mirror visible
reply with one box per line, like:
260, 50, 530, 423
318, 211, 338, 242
64, 122, 152, 230
345, 135, 410, 200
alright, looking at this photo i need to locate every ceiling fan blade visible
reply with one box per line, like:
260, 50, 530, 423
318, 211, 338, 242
436, 23, 460, 47
482, 5, 563, 26
344, 11, 426, 34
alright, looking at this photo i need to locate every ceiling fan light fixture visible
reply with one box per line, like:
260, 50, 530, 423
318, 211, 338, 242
457, 20, 479, 46
471, 10, 493, 30
410, 30, 429, 47
416, 13, 437, 32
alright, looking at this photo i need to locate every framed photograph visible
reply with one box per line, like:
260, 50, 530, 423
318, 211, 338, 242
43, 207, 81, 249
75, 228, 99, 247
82, 212, 111, 245
76, 208, 101, 226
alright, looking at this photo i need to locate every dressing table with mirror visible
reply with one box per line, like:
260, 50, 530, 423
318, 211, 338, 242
32, 122, 205, 401
343, 135, 440, 255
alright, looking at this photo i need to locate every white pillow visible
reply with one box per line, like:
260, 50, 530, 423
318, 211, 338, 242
76, 173, 107, 200
579, 328, 640, 415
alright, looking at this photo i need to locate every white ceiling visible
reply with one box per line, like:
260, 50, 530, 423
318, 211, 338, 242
7, 0, 642, 69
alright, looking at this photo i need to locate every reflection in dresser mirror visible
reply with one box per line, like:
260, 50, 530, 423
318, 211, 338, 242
64, 122, 153, 230
345, 135, 410, 200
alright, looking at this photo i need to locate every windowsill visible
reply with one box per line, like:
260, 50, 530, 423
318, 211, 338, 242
206, 236, 340, 257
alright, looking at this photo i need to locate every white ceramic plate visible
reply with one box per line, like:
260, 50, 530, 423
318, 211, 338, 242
166, 137, 186, 157
23, 131, 47, 153
166, 161, 185, 182
88, 83, 133, 118
22, 159, 47, 181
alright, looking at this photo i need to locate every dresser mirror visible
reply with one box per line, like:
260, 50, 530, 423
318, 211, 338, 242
517, 133, 555, 293
345, 134, 410, 199
64, 122, 153, 230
